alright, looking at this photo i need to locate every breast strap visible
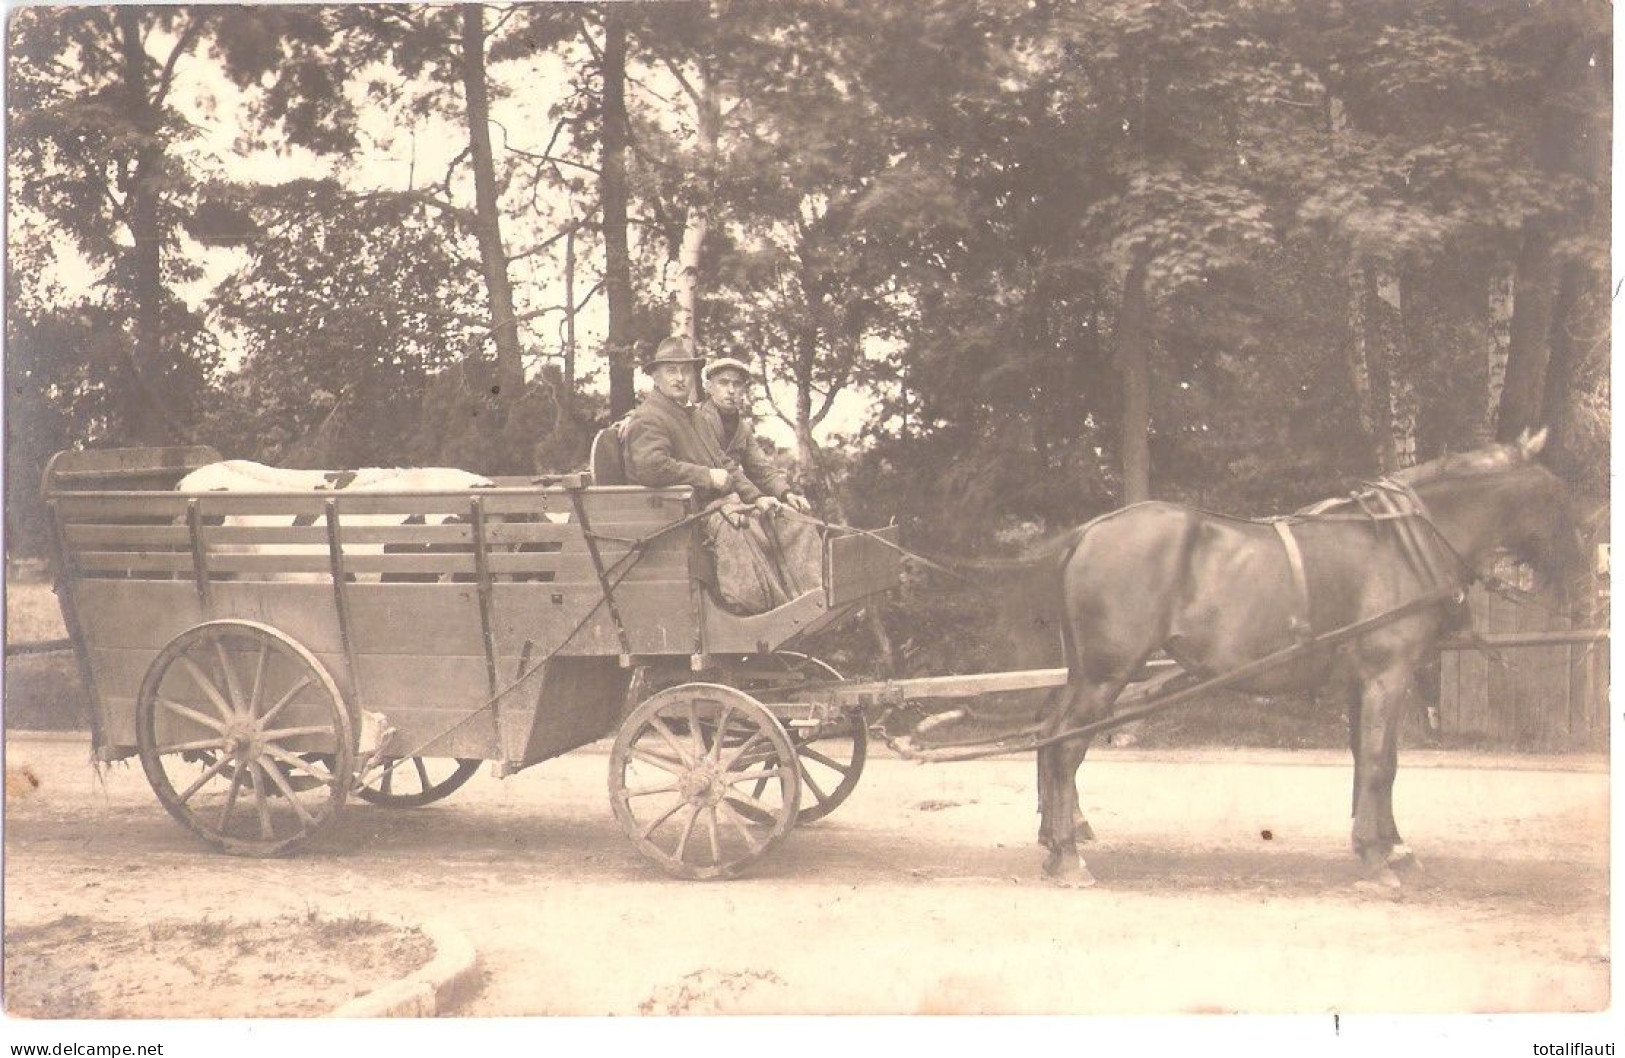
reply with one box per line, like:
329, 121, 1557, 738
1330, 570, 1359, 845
1270, 520, 1315, 644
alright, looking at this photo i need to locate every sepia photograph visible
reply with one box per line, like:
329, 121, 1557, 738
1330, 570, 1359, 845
2, 0, 1614, 1046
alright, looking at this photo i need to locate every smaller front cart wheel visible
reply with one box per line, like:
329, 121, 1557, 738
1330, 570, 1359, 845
354, 757, 481, 808
609, 683, 800, 880
136, 620, 354, 856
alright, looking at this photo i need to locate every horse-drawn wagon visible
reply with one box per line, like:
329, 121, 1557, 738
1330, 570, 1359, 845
43, 432, 1581, 886
43, 445, 900, 878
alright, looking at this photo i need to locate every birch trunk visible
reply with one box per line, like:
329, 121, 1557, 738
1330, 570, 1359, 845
672, 68, 721, 346
1116, 259, 1152, 504
600, 8, 636, 418
1484, 264, 1514, 442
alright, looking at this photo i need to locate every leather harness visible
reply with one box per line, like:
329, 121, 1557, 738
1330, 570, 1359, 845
1269, 477, 1472, 645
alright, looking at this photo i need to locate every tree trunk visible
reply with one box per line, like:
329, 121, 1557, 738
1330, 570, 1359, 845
1343, 262, 1382, 471
1484, 263, 1514, 442
1496, 221, 1557, 442
116, 7, 170, 445
1383, 271, 1416, 469
672, 67, 720, 346
459, 5, 528, 470
1360, 264, 1403, 473
600, 8, 635, 418
1539, 257, 1588, 464
563, 219, 577, 397
1116, 258, 1152, 504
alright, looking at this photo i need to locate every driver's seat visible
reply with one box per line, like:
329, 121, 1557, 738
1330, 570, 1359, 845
590, 423, 628, 486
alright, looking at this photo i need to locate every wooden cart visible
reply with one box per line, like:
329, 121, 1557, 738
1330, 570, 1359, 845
44, 446, 901, 878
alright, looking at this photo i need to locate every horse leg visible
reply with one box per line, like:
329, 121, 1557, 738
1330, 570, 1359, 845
1351, 666, 1412, 887
1377, 704, 1422, 875
1036, 681, 1108, 886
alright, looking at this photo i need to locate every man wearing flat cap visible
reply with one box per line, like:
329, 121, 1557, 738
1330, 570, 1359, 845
696, 357, 813, 515
622, 337, 821, 614
621, 336, 755, 506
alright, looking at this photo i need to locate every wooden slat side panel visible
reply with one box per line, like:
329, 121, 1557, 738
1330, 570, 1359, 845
71, 581, 212, 654
67, 580, 699, 659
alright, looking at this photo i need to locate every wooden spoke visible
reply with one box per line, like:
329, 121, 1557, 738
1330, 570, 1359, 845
717, 786, 781, 820
412, 757, 431, 789
174, 752, 234, 806
248, 763, 275, 840
247, 641, 270, 717
157, 736, 230, 755
646, 719, 697, 767
798, 763, 831, 806
624, 782, 683, 799
260, 744, 336, 785
705, 806, 722, 864
638, 798, 688, 841
259, 724, 339, 743
211, 637, 244, 714
709, 704, 735, 763
684, 701, 706, 760
627, 746, 688, 775
720, 730, 769, 771
798, 744, 849, 775
179, 655, 235, 722
259, 759, 317, 829
254, 676, 312, 730
672, 804, 701, 863
716, 801, 766, 855
157, 698, 228, 735
218, 765, 246, 831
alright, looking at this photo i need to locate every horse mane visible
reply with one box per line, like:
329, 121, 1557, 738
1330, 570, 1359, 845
1388, 443, 1529, 487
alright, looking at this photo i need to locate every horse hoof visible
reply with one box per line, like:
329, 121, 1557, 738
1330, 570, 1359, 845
1043, 853, 1097, 888
1387, 846, 1424, 875
1353, 868, 1402, 892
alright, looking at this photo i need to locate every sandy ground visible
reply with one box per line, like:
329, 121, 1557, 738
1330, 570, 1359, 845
3, 734, 1609, 1017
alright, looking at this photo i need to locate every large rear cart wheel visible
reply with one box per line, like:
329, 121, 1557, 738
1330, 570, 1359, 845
135, 620, 354, 856
355, 757, 481, 808
609, 683, 800, 880
727, 652, 867, 824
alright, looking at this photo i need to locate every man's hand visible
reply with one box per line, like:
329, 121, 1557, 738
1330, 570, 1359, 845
708, 468, 730, 491
720, 500, 754, 529
755, 495, 783, 515
783, 491, 813, 514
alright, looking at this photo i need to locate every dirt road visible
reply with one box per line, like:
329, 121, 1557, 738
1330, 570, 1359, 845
4, 735, 1608, 1016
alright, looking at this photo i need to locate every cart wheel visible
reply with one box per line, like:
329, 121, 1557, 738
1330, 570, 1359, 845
135, 620, 354, 856
354, 758, 481, 808
729, 652, 867, 824
609, 683, 800, 880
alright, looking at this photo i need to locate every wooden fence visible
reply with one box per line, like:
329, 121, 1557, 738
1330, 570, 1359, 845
1438, 547, 1609, 750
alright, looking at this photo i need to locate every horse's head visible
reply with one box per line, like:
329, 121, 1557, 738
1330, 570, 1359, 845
1472, 429, 1584, 589
1406, 428, 1585, 590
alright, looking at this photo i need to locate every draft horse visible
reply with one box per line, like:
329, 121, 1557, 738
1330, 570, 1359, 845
1034, 430, 1580, 887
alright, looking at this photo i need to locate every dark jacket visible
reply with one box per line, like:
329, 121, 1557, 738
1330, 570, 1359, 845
623, 390, 760, 504
696, 400, 791, 501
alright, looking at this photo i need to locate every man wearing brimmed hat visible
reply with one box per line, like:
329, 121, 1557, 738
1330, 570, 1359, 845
622, 336, 756, 506
621, 337, 821, 614
697, 357, 813, 515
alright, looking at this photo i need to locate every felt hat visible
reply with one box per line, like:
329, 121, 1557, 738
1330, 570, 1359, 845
641, 336, 704, 373
702, 357, 755, 382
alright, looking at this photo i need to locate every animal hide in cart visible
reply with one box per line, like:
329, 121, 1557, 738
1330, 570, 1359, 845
705, 511, 824, 615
